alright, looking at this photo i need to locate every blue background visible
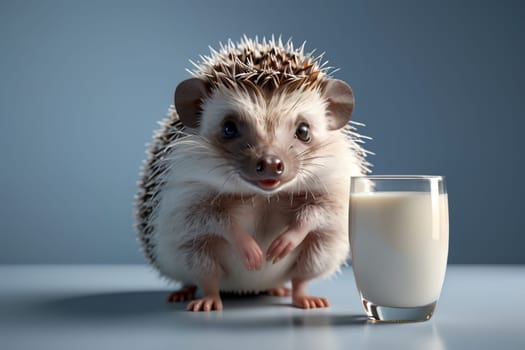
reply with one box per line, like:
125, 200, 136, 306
1, 0, 523, 264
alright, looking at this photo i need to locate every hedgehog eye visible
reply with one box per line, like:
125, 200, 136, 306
295, 122, 311, 143
222, 120, 240, 139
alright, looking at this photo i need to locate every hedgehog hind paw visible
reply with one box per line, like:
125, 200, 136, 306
265, 286, 292, 297
167, 285, 197, 303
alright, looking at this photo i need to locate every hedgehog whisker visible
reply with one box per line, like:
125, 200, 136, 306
303, 161, 328, 170
298, 168, 329, 195
299, 155, 333, 163
294, 140, 335, 160
220, 169, 240, 192
210, 170, 238, 205
208, 162, 234, 174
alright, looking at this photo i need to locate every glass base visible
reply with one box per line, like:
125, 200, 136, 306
362, 298, 437, 323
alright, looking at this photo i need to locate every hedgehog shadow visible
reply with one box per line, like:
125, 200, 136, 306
39, 290, 292, 318
38, 290, 367, 328
39, 291, 181, 318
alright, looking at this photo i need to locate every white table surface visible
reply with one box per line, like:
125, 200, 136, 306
1, 265, 524, 350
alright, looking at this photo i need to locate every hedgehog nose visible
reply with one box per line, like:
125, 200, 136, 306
256, 155, 284, 177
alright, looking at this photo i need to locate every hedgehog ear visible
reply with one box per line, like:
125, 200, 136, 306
323, 79, 354, 130
174, 78, 208, 129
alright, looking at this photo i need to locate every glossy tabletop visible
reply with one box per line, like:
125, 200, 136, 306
1, 265, 523, 350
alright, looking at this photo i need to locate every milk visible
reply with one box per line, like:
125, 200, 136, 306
350, 191, 448, 307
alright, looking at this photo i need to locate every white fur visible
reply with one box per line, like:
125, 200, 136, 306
150, 88, 363, 291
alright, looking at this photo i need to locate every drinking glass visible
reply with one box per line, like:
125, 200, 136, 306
349, 175, 448, 322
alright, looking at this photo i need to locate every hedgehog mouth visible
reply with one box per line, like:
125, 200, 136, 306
256, 179, 281, 190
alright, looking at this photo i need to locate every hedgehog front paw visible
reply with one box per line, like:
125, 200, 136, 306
235, 233, 263, 271
266, 229, 306, 263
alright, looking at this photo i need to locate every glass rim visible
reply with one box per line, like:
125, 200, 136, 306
351, 175, 444, 181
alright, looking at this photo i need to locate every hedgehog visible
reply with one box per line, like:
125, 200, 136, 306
135, 36, 371, 312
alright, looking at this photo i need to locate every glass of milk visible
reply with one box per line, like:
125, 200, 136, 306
349, 175, 448, 322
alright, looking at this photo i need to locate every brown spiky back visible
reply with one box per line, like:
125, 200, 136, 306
135, 110, 184, 269
190, 36, 332, 91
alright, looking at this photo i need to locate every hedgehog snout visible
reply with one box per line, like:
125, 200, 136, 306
251, 153, 286, 190
255, 155, 284, 178
237, 149, 297, 192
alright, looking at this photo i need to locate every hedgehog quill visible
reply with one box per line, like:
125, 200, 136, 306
135, 36, 370, 312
